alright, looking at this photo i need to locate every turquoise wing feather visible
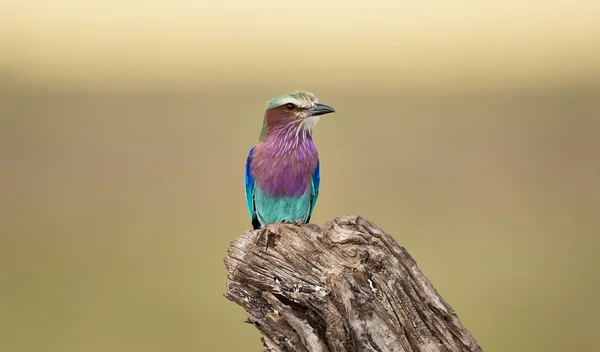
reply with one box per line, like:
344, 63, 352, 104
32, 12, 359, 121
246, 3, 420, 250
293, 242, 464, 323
245, 147, 260, 228
307, 160, 320, 222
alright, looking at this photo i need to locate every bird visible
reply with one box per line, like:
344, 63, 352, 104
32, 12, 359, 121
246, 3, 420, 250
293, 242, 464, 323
245, 91, 336, 229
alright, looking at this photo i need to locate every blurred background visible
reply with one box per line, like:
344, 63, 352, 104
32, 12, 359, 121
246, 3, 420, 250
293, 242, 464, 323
1, 1, 599, 351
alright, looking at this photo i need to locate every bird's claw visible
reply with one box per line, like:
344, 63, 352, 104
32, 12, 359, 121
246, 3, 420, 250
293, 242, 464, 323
281, 219, 303, 226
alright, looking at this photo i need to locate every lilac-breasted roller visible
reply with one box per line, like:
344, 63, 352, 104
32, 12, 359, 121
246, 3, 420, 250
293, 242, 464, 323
245, 91, 336, 229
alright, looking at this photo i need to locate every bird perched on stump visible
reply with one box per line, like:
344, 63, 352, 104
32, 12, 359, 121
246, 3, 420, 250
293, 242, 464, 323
245, 91, 336, 229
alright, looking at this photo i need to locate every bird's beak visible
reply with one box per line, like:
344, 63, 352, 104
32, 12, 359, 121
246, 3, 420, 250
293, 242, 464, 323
307, 103, 336, 116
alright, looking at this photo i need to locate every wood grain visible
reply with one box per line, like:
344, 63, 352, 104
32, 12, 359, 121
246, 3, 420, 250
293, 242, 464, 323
224, 215, 482, 352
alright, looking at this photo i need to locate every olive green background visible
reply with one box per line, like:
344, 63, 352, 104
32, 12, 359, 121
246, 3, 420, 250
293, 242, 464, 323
1, 1, 600, 351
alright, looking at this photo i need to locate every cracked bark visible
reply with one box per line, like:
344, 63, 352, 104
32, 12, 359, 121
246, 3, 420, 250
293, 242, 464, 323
224, 215, 482, 352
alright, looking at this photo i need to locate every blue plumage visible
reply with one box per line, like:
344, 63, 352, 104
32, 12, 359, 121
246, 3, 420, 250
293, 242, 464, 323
307, 161, 320, 222
244, 147, 258, 228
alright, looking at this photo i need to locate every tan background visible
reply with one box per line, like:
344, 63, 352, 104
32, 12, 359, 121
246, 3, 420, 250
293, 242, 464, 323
1, 1, 600, 351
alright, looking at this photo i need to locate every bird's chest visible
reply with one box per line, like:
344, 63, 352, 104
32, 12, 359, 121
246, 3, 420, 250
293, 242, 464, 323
251, 142, 318, 198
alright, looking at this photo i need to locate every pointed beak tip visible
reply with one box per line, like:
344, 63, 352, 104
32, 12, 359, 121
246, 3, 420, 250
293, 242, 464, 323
309, 103, 336, 116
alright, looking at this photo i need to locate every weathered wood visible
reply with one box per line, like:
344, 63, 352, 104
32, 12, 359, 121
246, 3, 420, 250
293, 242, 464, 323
224, 215, 482, 352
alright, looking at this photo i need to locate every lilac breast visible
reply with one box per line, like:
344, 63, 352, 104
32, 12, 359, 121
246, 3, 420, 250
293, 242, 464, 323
251, 136, 319, 198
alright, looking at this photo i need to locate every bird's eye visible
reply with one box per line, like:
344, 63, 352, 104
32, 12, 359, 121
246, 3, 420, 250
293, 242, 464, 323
284, 103, 296, 110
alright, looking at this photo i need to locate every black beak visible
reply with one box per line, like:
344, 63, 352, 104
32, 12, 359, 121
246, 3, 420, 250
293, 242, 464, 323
307, 103, 336, 116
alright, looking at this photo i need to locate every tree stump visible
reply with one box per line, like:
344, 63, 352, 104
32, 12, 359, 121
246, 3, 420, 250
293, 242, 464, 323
224, 215, 482, 352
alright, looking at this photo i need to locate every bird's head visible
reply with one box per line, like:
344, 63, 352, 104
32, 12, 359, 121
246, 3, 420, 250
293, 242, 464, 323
259, 91, 335, 140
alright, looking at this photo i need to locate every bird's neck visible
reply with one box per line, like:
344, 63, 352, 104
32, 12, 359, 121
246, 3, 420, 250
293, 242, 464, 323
261, 121, 314, 157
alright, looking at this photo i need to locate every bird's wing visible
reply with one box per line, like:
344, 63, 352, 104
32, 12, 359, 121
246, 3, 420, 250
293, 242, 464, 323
245, 147, 260, 228
307, 160, 320, 222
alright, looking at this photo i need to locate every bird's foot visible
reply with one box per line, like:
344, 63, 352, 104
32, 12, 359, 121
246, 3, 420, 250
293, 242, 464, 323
281, 219, 303, 227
